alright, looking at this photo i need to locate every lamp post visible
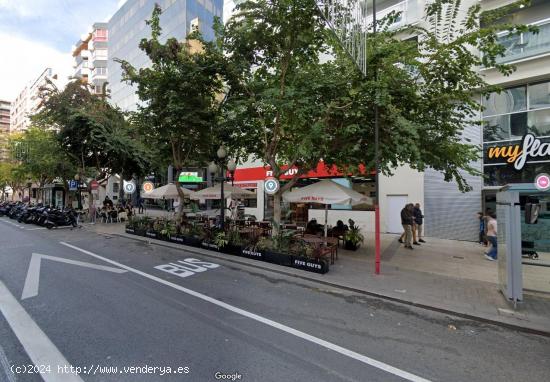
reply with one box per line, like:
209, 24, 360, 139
208, 146, 237, 231
74, 174, 82, 210
26, 178, 32, 204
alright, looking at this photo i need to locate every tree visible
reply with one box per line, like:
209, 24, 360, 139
33, 80, 151, 205
9, 127, 74, 202
118, 4, 229, 214
221, 0, 535, 228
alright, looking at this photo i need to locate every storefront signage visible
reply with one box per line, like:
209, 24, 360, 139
232, 161, 371, 182
535, 173, 550, 191
264, 178, 280, 195
142, 181, 154, 193
123, 180, 136, 194
486, 134, 550, 170
178, 171, 203, 183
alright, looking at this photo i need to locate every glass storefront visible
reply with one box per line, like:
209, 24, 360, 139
482, 81, 550, 187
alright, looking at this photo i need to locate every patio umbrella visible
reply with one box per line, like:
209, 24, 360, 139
143, 183, 196, 200
192, 183, 256, 200
283, 179, 373, 236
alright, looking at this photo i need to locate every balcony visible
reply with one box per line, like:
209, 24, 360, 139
91, 67, 108, 80
366, 0, 423, 31
496, 19, 550, 64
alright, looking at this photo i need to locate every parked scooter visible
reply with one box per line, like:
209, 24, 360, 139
44, 208, 79, 229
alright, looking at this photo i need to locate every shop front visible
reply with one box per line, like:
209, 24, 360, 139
481, 81, 550, 210
232, 161, 374, 232
43, 183, 66, 208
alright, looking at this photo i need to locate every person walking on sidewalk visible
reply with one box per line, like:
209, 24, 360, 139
400, 203, 414, 250
485, 213, 498, 261
413, 203, 425, 244
477, 212, 487, 246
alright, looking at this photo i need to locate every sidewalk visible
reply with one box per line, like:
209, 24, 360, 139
90, 221, 550, 336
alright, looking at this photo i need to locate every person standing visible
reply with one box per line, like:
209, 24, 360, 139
477, 212, 487, 246
485, 213, 498, 261
413, 203, 425, 244
400, 203, 414, 250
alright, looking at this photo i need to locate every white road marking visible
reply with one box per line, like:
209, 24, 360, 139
22, 253, 127, 300
0, 343, 16, 382
26, 227, 47, 231
0, 281, 84, 382
60, 241, 431, 382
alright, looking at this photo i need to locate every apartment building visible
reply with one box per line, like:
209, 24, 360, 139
72, 22, 109, 95
10, 68, 59, 133
107, 0, 223, 111
0, 100, 10, 161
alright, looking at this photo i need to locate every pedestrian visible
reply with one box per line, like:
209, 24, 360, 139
400, 203, 414, 250
485, 213, 497, 261
138, 197, 144, 214
477, 212, 487, 246
413, 203, 425, 244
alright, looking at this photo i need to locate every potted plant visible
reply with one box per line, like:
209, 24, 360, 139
224, 229, 244, 255
344, 219, 364, 250
183, 223, 204, 247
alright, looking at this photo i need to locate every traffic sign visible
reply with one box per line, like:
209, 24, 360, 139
90, 180, 99, 190
142, 181, 154, 193
535, 173, 550, 191
68, 180, 78, 191
123, 180, 136, 194
264, 178, 280, 195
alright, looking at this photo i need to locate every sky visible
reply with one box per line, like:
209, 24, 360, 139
0, 0, 127, 101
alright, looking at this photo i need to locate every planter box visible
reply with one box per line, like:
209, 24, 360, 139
183, 236, 203, 248
201, 241, 220, 251
240, 248, 265, 261
222, 244, 243, 256
169, 235, 186, 245
344, 241, 360, 251
145, 231, 158, 239
125, 227, 136, 234
292, 256, 329, 274
264, 250, 293, 266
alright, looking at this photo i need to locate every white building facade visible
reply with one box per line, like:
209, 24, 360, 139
223, 0, 550, 241
10, 68, 60, 133
72, 23, 109, 95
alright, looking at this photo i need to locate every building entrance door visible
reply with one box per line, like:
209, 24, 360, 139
387, 195, 408, 233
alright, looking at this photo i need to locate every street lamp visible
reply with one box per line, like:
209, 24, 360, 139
227, 159, 237, 186
208, 146, 238, 231
74, 174, 82, 210
26, 178, 32, 204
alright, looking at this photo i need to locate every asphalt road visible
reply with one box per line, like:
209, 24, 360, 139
0, 217, 549, 382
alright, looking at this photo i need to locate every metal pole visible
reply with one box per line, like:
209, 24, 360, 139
220, 168, 225, 231
373, 0, 381, 275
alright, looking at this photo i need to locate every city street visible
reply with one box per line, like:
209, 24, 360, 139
0, 219, 549, 382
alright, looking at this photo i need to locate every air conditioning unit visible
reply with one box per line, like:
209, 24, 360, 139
190, 18, 200, 33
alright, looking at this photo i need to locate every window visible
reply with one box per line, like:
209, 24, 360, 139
528, 109, 550, 136
113, 183, 119, 193
529, 82, 550, 110
483, 113, 527, 142
484, 163, 550, 187
482, 86, 526, 117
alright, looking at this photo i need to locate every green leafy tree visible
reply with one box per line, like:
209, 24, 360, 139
118, 5, 229, 213
9, 127, 75, 202
33, 80, 151, 205
221, 0, 534, 228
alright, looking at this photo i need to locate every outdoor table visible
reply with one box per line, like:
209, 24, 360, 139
300, 236, 337, 264
238, 227, 262, 241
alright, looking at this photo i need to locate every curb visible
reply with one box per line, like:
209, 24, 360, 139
106, 230, 550, 338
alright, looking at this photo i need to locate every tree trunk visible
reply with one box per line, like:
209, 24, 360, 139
272, 191, 282, 236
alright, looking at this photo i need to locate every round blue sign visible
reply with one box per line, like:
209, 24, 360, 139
264, 178, 280, 195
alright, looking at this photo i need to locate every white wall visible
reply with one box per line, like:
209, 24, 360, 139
378, 165, 424, 233
308, 209, 375, 234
